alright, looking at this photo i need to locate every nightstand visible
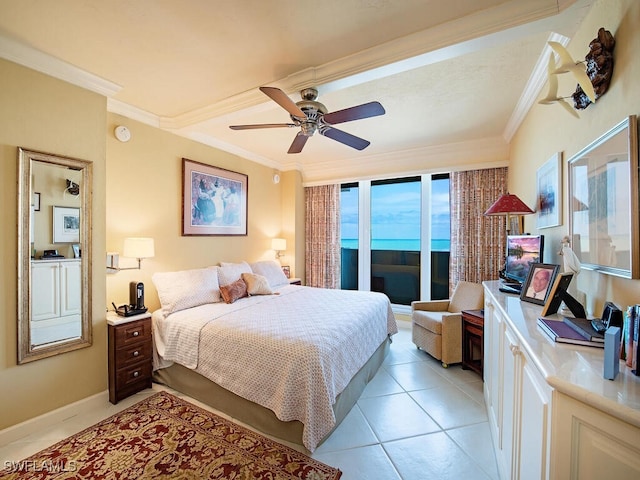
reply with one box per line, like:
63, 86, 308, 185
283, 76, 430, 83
289, 278, 302, 285
107, 312, 153, 404
461, 309, 484, 378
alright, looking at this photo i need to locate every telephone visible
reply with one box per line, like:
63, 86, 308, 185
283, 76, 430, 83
113, 281, 147, 317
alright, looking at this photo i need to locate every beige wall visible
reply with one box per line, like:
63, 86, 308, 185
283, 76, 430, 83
510, 0, 640, 315
105, 113, 300, 310
0, 60, 301, 431
0, 58, 107, 429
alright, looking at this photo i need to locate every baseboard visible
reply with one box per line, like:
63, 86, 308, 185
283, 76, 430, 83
0, 390, 109, 447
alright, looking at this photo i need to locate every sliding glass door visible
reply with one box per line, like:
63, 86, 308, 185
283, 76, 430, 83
340, 174, 450, 306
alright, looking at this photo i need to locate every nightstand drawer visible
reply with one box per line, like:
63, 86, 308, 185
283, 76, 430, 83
114, 341, 152, 369
115, 361, 152, 389
113, 319, 151, 346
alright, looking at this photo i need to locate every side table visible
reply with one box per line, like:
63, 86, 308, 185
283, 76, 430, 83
107, 312, 153, 404
461, 309, 484, 378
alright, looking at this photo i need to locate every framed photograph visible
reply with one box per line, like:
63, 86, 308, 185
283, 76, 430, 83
568, 115, 639, 278
52, 206, 80, 243
33, 192, 41, 211
72, 243, 81, 258
520, 263, 559, 305
536, 152, 561, 229
282, 265, 291, 278
182, 158, 248, 236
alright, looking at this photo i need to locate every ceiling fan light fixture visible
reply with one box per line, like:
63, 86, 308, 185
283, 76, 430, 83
230, 86, 385, 153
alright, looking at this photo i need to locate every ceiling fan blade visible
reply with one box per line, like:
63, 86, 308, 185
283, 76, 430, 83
321, 127, 370, 151
229, 123, 296, 130
323, 101, 385, 125
287, 132, 309, 154
260, 86, 306, 118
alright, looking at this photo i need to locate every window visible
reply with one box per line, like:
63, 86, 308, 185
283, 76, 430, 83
340, 175, 450, 306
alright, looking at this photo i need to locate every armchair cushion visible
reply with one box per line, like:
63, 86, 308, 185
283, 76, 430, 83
411, 300, 450, 312
448, 281, 484, 312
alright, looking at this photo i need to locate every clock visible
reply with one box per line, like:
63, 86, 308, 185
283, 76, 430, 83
114, 125, 131, 142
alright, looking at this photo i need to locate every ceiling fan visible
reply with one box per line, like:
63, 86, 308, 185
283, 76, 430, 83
229, 86, 385, 154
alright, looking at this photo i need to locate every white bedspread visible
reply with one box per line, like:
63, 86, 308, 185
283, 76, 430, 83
153, 285, 397, 451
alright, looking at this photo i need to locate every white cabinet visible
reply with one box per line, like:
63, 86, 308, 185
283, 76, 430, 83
31, 259, 81, 345
484, 294, 551, 480
484, 282, 640, 480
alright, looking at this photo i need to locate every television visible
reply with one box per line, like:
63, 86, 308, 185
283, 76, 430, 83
504, 235, 544, 284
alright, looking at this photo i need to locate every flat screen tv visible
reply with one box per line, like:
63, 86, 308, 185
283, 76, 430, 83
504, 235, 544, 284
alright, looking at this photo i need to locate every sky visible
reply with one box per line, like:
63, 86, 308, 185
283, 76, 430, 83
340, 177, 450, 241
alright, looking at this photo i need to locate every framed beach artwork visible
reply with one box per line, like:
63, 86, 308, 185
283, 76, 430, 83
536, 152, 562, 229
182, 158, 248, 236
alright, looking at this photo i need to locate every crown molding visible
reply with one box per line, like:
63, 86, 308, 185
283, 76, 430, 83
0, 33, 121, 97
502, 33, 570, 142
107, 98, 160, 127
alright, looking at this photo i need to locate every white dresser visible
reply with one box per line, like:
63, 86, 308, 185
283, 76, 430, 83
483, 281, 640, 480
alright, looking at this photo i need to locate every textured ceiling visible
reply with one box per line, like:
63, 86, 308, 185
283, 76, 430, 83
0, 0, 593, 182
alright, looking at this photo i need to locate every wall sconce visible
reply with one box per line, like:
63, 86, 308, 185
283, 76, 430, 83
106, 237, 155, 273
272, 238, 286, 259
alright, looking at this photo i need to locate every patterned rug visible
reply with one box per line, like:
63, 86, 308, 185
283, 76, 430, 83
0, 391, 342, 479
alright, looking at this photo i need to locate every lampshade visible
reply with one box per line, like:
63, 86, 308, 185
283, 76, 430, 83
123, 237, 155, 259
484, 193, 534, 216
271, 238, 286, 251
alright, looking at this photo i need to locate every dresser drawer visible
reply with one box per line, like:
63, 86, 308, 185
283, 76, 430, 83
114, 341, 152, 370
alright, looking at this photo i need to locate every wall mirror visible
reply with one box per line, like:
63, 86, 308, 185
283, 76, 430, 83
568, 115, 639, 279
17, 148, 92, 364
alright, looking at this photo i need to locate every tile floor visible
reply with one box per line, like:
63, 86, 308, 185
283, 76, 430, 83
0, 321, 499, 479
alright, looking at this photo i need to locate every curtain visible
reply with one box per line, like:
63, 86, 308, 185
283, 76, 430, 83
449, 167, 508, 290
305, 184, 341, 288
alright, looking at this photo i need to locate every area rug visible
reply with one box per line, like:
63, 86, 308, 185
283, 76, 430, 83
0, 391, 342, 479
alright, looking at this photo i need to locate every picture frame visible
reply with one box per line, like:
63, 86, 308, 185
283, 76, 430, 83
281, 265, 291, 278
52, 206, 80, 243
520, 263, 559, 305
536, 152, 562, 229
33, 192, 41, 211
72, 243, 81, 258
568, 115, 639, 279
182, 158, 248, 236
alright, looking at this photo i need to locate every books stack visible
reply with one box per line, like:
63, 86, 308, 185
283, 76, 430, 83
537, 317, 605, 348
625, 305, 640, 375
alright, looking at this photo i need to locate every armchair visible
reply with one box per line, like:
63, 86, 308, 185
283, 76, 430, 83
411, 281, 484, 367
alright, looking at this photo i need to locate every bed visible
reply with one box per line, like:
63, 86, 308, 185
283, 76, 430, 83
151, 261, 398, 452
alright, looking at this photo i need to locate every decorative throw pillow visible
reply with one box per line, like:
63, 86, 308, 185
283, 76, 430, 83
219, 278, 248, 304
249, 260, 289, 288
152, 267, 221, 316
241, 272, 273, 295
218, 261, 252, 286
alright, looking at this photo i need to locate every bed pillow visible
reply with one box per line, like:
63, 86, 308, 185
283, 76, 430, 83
152, 266, 221, 316
250, 260, 289, 288
241, 272, 273, 295
219, 278, 248, 304
218, 261, 252, 286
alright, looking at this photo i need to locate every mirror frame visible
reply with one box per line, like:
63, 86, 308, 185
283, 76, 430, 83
568, 115, 639, 279
17, 148, 93, 364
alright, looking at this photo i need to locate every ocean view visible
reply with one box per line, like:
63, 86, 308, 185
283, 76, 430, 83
341, 238, 450, 251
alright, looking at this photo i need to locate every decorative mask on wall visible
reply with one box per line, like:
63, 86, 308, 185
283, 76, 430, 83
539, 28, 615, 117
